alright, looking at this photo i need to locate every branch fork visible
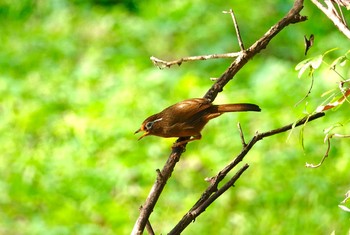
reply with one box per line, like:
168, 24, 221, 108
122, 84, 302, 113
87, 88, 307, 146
132, 1, 317, 234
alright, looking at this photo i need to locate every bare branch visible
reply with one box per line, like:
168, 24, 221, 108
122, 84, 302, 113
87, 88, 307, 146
170, 112, 326, 234
150, 53, 241, 69
131, 145, 185, 235
169, 164, 250, 235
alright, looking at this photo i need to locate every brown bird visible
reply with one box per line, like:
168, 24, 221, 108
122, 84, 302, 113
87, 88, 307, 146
135, 98, 261, 146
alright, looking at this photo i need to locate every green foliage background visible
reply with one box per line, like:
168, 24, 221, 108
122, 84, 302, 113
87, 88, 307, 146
0, 0, 349, 234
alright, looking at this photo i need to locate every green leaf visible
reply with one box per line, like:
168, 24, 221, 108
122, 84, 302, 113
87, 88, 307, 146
310, 55, 323, 69
295, 55, 323, 78
295, 58, 314, 78
320, 88, 336, 97
295, 58, 312, 71
298, 64, 312, 78
296, 48, 338, 78
330, 55, 347, 68
338, 205, 350, 212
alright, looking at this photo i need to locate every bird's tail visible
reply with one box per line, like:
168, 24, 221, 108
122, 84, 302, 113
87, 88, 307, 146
216, 103, 261, 113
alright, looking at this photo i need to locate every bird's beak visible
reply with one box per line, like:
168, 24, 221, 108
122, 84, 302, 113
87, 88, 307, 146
134, 128, 149, 140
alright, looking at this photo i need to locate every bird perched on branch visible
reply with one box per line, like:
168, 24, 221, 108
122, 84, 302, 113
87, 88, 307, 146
135, 98, 261, 146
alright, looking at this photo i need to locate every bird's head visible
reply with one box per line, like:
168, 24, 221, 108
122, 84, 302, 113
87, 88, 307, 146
134, 115, 163, 140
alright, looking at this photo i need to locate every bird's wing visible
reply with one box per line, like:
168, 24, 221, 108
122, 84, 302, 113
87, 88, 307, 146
167, 98, 211, 120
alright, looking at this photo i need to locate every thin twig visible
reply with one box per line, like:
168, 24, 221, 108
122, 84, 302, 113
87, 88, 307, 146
295, 72, 314, 107
150, 52, 241, 69
335, 0, 348, 25
306, 130, 350, 168
145, 220, 155, 235
237, 122, 247, 147
223, 9, 245, 50
332, 133, 350, 138
305, 137, 330, 168
341, 190, 350, 204
138, 206, 155, 235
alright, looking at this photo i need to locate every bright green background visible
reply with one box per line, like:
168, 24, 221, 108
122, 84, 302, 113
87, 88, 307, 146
0, 1, 349, 234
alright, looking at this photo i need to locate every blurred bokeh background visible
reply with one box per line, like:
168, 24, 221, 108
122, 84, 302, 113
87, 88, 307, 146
0, 0, 349, 234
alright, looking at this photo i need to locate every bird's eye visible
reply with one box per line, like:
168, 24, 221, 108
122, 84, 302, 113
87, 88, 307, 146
144, 118, 163, 130
145, 121, 153, 130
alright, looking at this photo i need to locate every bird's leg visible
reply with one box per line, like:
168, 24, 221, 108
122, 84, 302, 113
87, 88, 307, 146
172, 135, 202, 148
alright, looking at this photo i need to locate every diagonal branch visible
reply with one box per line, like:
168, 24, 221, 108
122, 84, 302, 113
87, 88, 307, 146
131, 145, 185, 235
169, 112, 325, 234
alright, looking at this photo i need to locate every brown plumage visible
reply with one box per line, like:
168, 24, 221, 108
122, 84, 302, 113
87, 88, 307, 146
135, 98, 261, 146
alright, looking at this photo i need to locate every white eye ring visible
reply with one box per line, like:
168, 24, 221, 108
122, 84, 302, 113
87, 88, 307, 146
145, 122, 153, 130
145, 118, 162, 130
